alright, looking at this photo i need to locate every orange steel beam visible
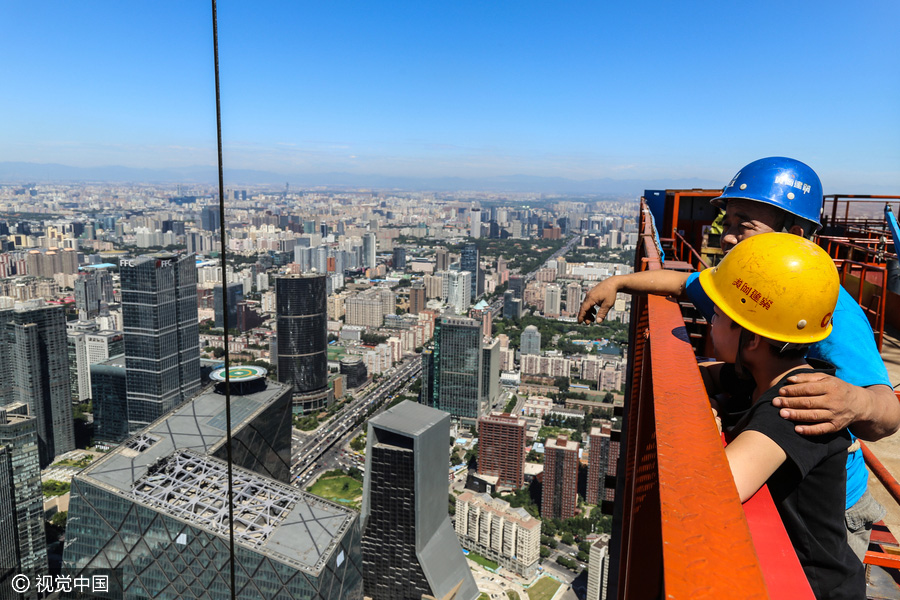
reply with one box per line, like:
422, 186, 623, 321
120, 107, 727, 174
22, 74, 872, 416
863, 551, 900, 570
861, 440, 900, 508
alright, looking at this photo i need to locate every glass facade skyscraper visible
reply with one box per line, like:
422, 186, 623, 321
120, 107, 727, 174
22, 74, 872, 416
276, 274, 330, 414
0, 406, 48, 597
0, 303, 75, 467
421, 316, 485, 422
460, 243, 482, 299
63, 377, 362, 599
120, 253, 201, 431
361, 401, 478, 600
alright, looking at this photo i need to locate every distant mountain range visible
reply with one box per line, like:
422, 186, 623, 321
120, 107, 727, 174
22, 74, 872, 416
0, 161, 722, 195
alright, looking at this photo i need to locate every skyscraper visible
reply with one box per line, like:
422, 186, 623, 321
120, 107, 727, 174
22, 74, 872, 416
447, 270, 472, 315
566, 281, 583, 316
508, 274, 525, 300
213, 281, 243, 329
520, 325, 541, 356
91, 355, 128, 443
120, 253, 201, 431
477, 412, 526, 489
481, 337, 500, 410
276, 274, 331, 414
363, 232, 377, 270
64, 375, 363, 599
470, 208, 482, 239
587, 540, 611, 600
460, 243, 482, 299
200, 204, 220, 232
502, 290, 522, 320
409, 283, 426, 315
0, 303, 75, 467
586, 425, 611, 506
74, 270, 113, 320
421, 316, 485, 422
392, 246, 407, 270
0, 406, 48, 595
435, 247, 450, 272
361, 401, 478, 600
544, 284, 561, 318
542, 435, 579, 520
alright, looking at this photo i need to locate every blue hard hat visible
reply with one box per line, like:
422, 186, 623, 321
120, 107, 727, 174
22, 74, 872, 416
712, 157, 823, 230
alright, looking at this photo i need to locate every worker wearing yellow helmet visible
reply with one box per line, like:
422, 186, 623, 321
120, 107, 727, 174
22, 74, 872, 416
578, 157, 896, 560
697, 233, 862, 599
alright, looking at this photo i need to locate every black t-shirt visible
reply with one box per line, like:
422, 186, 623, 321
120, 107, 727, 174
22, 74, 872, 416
722, 363, 865, 600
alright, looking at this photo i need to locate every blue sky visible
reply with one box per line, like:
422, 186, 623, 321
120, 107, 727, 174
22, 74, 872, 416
1, 1, 898, 190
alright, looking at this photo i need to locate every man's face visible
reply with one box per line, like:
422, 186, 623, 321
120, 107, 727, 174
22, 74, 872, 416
720, 199, 783, 254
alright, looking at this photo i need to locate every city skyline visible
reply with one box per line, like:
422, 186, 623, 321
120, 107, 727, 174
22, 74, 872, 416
2, 2, 899, 192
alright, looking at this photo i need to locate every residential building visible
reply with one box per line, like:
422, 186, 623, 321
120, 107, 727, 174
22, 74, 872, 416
566, 281, 583, 316
435, 247, 450, 272
586, 425, 611, 506
361, 401, 478, 600
0, 406, 47, 598
587, 540, 611, 600
409, 283, 426, 315
64, 374, 363, 599
477, 412, 526, 489
542, 436, 579, 520
276, 274, 331, 414
544, 284, 561, 318
121, 253, 201, 432
455, 491, 540, 577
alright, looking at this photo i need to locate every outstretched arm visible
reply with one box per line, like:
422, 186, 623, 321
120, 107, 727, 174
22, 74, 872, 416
774, 377, 900, 440
577, 270, 691, 323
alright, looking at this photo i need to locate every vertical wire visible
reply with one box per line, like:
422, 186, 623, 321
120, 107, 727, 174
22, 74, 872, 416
210, 1, 237, 598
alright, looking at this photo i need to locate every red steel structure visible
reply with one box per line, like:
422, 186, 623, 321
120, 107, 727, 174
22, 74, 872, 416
609, 189, 900, 599
477, 412, 526, 489
542, 436, 579, 520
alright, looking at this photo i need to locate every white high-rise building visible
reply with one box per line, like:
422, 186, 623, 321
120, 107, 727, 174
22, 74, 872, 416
587, 539, 611, 600
448, 270, 472, 315
544, 284, 561, 318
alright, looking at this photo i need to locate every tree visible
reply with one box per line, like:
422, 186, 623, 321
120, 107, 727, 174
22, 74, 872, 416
561, 532, 575, 546
554, 376, 570, 392
450, 454, 462, 467
603, 391, 615, 403
540, 546, 551, 558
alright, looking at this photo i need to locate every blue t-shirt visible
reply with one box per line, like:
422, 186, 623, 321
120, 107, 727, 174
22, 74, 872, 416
686, 272, 892, 508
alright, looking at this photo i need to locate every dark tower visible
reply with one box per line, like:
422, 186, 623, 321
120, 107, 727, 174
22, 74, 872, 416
276, 274, 331, 414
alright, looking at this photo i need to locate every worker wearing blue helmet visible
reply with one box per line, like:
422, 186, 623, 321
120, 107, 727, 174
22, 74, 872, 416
578, 157, 899, 560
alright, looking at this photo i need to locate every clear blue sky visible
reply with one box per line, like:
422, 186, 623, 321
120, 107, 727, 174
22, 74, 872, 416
1, 1, 898, 190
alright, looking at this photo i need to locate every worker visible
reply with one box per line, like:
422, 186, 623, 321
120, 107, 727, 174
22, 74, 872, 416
698, 232, 862, 598
578, 157, 898, 559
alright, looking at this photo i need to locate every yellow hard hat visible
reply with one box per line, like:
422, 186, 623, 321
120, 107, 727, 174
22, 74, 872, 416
698, 232, 839, 344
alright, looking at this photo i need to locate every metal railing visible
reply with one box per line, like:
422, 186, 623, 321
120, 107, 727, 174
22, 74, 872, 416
610, 201, 814, 599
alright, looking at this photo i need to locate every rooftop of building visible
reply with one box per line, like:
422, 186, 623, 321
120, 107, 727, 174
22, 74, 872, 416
456, 491, 541, 530
74, 378, 355, 575
371, 400, 446, 438
481, 412, 526, 427
546, 436, 579, 452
